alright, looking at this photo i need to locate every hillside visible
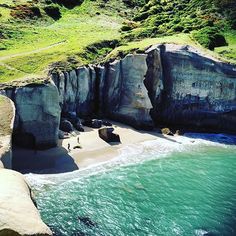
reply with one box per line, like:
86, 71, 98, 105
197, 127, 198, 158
0, 0, 236, 83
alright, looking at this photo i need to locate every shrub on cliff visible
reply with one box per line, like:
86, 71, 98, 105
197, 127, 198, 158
43, 5, 61, 20
52, 0, 84, 9
130, 0, 235, 41
192, 27, 228, 50
10, 4, 41, 19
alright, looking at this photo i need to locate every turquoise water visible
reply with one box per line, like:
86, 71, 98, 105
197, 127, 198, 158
29, 134, 236, 236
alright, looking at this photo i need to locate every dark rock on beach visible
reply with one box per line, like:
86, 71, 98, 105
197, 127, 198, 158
60, 120, 74, 133
83, 119, 103, 129
161, 128, 174, 136
99, 127, 121, 143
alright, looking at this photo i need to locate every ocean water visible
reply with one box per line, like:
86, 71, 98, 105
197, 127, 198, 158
26, 134, 236, 236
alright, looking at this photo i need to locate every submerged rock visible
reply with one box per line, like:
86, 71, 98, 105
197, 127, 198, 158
78, 216, 97, 228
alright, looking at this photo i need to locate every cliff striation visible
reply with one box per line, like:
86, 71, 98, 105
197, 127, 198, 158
148, 44, 236, 133
5, 81, 61, 149
1, 44, 236, 150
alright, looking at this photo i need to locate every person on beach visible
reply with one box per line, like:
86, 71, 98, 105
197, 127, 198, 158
68, 143, 71, 152
77, 136, 80, 144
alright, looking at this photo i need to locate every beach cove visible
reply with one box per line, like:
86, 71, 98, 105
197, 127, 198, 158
24, 128, 236, 236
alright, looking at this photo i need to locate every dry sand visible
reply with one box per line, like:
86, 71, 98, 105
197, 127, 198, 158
13, 122, 178, 174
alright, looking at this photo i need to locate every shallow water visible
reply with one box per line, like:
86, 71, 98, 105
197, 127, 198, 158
27, 134, 236, 236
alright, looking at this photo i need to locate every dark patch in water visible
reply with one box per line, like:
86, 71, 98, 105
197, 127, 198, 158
78, 216, 97, 228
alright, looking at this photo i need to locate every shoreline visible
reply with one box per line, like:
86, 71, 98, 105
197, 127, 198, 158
13, 121, 236, 175
13, 122, 182, 174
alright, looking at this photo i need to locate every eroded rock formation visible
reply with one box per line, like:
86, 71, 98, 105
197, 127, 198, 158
52, 55, 153, 130
0, 95, 15, 169
5, 81, 61, 149
1, 44, 236, 150
98, 54, 153, 130
0, 168, 52, 236
147, 44, 236, 133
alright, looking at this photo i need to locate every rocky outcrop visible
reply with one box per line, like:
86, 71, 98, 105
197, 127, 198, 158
99, 127, 121, 143
1, 44, 235, 151
52, 66, 97, 117
146, 44, 236, 133
5, 81, 61, 149
52, 55, 154, 130
50, 45, 236, 133
0, 95, 15, 169
98, 54, 153, 130
0, 168, 52, 236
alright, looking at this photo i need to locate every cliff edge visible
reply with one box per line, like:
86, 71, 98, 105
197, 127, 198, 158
0, 169, 52, 236
0, 95, 15, 169
0, 95, 52, 235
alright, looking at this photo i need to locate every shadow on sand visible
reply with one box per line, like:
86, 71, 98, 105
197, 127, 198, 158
12, 145, 79, 174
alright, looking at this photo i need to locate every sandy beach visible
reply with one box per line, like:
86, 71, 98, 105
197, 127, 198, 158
12, 122, 181, 174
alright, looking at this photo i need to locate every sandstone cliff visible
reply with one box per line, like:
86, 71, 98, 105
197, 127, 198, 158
0, 96, 52, 236
147, 44, 236, 133
5, 81, 61, 149
0, 168, 52, 236
1, 44, 236, 150
51, 44, 235, 134
0, 95, 15, 169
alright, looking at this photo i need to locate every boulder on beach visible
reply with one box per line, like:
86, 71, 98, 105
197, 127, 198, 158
0, 169, 52, 236
102, 120, 113, 127
83, 119, 103, 129
60, 120, 74, 133
74, 120, 85, 132
98, 127, 121, 143
161, 128, 174, 136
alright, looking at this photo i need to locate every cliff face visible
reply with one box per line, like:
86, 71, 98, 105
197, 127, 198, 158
1, 44, 236, 150
98, 54, 153, 129
0, 169, 52, 236
0, 95, 15, 169
52, 54, 153, 129
149, 44, 236, 132
5, 82, 61, 149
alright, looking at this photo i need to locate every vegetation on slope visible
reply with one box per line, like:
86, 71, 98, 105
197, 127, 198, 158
0, 0, 235, 83
0, 0, 136, 82
121, 0, 236, 56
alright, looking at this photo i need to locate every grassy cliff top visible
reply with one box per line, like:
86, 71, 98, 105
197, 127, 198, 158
0, 0, 235, 83
0, 95, 14, 136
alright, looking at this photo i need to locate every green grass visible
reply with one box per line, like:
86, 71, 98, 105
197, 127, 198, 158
215, 31, 236, 61
0, 0, 124, 82
108, 34, 195, 58
0, 0, 235, 84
